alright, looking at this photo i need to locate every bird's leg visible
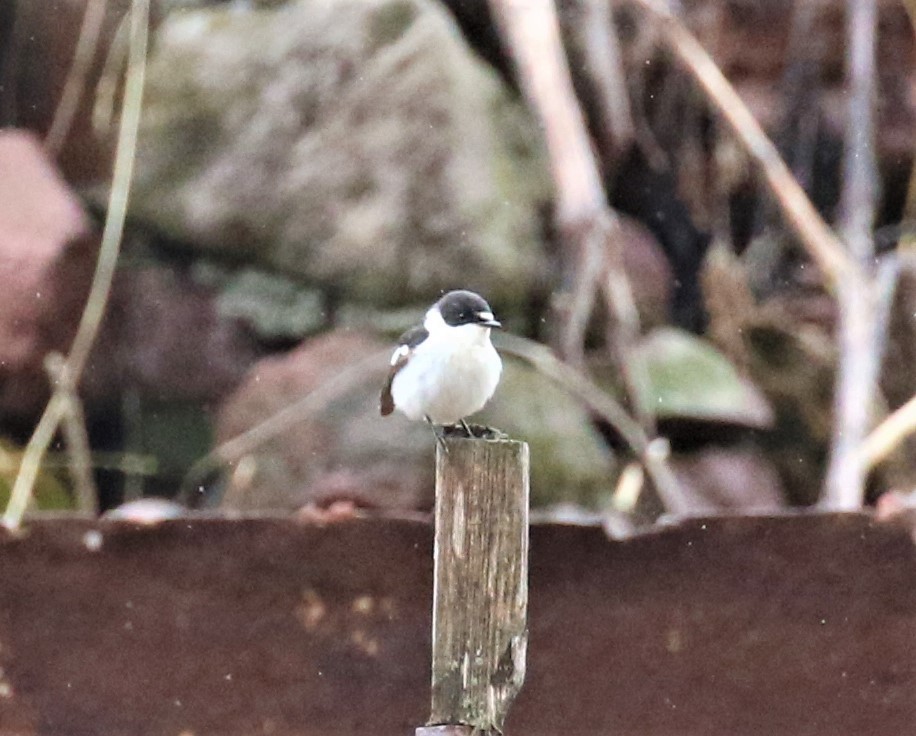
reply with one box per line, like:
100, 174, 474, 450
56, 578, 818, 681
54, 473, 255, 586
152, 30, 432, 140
459, 418, 473, 437
425, 415, 448, 454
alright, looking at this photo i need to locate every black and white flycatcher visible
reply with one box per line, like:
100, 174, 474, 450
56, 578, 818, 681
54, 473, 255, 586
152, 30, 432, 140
380, 290, 503, 436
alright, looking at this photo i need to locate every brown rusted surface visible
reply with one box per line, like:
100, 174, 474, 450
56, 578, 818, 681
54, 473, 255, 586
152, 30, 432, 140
0, 513, 914, 735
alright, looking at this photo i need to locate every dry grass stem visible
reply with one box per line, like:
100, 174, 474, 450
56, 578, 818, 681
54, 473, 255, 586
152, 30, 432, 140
45, 354, 98, 515
2, 0, 150, 530
489, 0, 608, 366
92, 10, 130, 137
45, 0, 108, 154
862, 394, 916, 472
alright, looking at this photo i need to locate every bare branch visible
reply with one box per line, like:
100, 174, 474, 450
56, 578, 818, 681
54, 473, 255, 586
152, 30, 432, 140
822, 0, 881, 510
862, 394, 916, 473
574, 0, 635, 162
488, 0, 608, 365
489, 0, 657, 436
838, 0, 879, 264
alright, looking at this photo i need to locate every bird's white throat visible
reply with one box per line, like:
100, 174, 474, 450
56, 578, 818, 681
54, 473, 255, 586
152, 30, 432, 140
424, 306, 494, 347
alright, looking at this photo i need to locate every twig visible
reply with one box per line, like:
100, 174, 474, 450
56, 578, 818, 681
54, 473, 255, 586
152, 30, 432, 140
629, 0, 854, 286
496, 333, 688, 514
575, 0, 634, 163
489, 0, 655, 440
2, 0, 149, 530
45, 353, 98, 515
862, 394, 916, 473
45, 0, 108, 154
92, 10, 130, 138
822, 0, 880, 510
822, 276, 879, 509
2, 396, 69, 524
488, 0, 608, 365
180, 350, 389, 503
898, 0, 916, 251
602, 239, 653, 431
838, 0, 879, 264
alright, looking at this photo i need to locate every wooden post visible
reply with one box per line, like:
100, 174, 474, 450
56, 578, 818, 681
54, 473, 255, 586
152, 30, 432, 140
419, 435, 530, 735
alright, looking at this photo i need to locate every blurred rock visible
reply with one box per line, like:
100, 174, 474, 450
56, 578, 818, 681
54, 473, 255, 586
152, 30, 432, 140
0, 131, 259, 490
215, 330, 434, 511
0, 129, 96, 419
191, 262, 328, 342
669, 445, 786, 513
126, 0, 550, 310
82, 264, 263, 404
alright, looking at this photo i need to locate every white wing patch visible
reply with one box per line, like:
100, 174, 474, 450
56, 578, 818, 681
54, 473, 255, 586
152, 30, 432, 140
390, 344, 411, 366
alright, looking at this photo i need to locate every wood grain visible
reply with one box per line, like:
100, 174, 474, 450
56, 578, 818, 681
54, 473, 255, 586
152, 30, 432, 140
430, 437, 530, 733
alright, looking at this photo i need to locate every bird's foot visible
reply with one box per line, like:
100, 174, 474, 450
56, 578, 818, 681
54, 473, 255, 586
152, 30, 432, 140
440, 423, 508, 441
425, 416, 449, 454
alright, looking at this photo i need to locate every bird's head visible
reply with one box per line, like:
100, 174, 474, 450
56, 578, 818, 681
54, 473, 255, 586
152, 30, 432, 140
425, 290, 501, 342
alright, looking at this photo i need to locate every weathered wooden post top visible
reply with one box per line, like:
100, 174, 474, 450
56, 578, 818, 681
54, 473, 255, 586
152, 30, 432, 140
416, 430, 530, 736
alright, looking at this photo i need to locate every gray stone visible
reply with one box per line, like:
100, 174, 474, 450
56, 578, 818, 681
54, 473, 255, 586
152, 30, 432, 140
192, 262, 328, 341
130, 0, 550, 309
214, 330, 436, 511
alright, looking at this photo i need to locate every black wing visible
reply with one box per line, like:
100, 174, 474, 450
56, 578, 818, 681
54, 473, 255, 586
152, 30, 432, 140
379, 325, 429, 416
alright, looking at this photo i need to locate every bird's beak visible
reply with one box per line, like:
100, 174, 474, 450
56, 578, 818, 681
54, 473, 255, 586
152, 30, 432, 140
476, 311, 501, 328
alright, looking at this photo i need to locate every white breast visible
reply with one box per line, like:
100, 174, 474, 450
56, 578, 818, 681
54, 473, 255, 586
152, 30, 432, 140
390, 325, 502, 425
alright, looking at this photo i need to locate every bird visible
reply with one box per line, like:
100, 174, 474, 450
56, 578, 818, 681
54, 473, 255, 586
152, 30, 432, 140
380, 290, 503, 440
